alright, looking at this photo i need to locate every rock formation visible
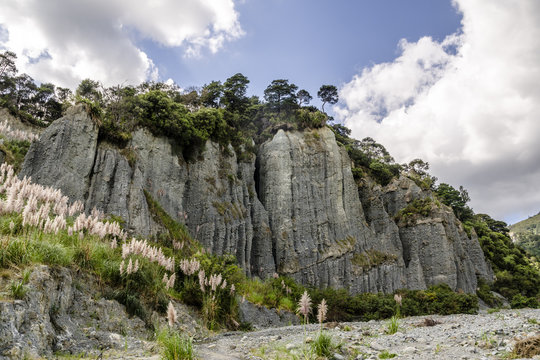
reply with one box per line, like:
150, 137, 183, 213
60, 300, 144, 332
20, 105, 493, 293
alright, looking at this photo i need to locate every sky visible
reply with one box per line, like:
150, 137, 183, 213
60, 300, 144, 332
0, 0, 538, 224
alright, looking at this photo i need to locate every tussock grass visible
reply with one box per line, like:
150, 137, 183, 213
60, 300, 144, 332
156, 327, 195, 360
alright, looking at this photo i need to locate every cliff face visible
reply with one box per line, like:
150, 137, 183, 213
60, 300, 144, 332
20, 106, 492, 292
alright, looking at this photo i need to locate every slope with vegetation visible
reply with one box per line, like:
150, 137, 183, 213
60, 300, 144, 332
510, 212, 540, 260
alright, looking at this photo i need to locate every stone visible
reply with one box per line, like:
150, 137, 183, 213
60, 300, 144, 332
285, 343, 297, 350
237, 299, 299, 329
370, 342, 385, 351
403, 346, 416, 353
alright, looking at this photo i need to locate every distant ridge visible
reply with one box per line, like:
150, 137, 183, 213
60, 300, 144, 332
510, 212, 540, 258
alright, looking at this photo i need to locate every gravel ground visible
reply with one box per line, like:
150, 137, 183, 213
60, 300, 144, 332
195, 309, 540, 360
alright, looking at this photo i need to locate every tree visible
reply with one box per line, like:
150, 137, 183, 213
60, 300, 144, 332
263, 79, 298, 114
56, 87, 73, 104
0, 52, 17, 106
176, 86, 201, 111
200, 81, 223, 108
13, 74, 37, 112
435, 183, 474, 222
356, 137, 394, 164
297, 89, 312, 106
222, 73, 250, 113
404, 158, 438, 190
76, 79, 102, 103
317, 85, 338, 112
0, 51, 17, 78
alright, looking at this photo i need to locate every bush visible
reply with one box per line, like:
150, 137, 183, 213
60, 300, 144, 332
510, 294, 539, 309
309, 283, 477, 322
394, 198, 433, 226
476, 278, 503, 308
156, 327, 195, 360
0, 139, 31, 172
296, 108, 327, 129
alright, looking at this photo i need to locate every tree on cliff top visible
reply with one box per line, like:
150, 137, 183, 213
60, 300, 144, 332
264, 79, 298, 114
317, 85, 338, 113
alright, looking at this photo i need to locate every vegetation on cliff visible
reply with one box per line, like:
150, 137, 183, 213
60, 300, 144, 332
434, 182, 540, 307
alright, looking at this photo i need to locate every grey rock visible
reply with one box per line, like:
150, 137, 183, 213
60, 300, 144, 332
370, 342, 385, 351
237, 299, 299, 329
0, 265, 150, 358
20, 105, 98, 201
20, 106, 492, 293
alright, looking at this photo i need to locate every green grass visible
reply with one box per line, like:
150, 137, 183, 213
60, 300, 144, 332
144, 190, 194, 247
386, 315, 399, 334
9, 279, 28, 299
379, 350, 397, 359
310, 331, 340, 358
156, 327, 195, 360
0, 138, 31, 173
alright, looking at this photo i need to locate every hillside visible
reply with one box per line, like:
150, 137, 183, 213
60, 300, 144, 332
510, 212, 540, 259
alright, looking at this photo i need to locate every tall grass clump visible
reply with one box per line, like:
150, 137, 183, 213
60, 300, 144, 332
156, 327, 195, 360
386, 315, 399, 334
311, 298, 341, 358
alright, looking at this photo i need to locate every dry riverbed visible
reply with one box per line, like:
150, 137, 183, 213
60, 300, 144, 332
80, 308, 539, 360
195, 308, 539, 360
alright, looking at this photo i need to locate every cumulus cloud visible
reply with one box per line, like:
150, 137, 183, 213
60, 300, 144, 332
336, 0, 540, 223
0, 0, 243, 88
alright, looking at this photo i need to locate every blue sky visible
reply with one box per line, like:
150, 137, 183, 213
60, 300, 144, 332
0, 0, 539, 224
141, 0, 462, 100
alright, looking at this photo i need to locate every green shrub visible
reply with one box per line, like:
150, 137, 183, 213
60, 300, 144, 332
99, 118, 133, 146
476, 278, 502, 308
296, 108, 327, 129
156, 327, 195, 360
369, 161, 396, 186
309, 283, 477, 323
394, 198, 433, 226
0, 139, 31, 172
510, 294, 539, 309
8, 268, 31, 300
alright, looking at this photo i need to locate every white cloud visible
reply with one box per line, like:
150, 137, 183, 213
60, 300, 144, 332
0, 0, 243, 88
337, 0, 540, 223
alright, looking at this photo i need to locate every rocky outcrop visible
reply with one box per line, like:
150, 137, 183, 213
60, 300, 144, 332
257, 129, 406, 293
20, 106, 492, 293
0, 265, 150, 358
237, 300, 299, 329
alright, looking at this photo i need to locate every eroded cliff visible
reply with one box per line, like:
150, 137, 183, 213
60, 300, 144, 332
20, 106, 492, 292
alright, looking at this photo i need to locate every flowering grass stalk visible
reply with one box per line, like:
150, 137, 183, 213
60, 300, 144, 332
317, 298, 327, 332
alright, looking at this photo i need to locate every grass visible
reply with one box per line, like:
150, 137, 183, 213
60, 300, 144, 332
310, 331, 340, 358
156, 327, 195, 360
386, 315, 399, 335
144, 189, 194, 247
378, 350, 397, 359
0, 138, 31, 172
512, 334, 540, 358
